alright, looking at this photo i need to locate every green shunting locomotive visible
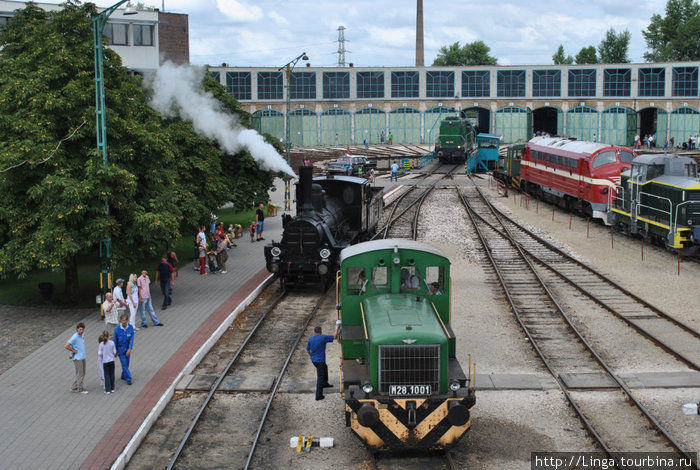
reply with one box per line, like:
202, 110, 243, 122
337, 239, 476, 450
611, 153, 700, 254
434, 116, 476, 164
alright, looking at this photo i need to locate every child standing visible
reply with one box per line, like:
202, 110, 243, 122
198, 239, 206, 275
249, 221, 257, 243
98, 330, 117, 394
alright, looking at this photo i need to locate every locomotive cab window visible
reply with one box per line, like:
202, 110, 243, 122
630, 164, 643, 182
400, 266, 420, 290
619, 151, 635, 164
592, 151, 617, 168
424, 266, 445, 295
371, 266, 389, 291
347, 267, 368, 295
647, 164, 664, 180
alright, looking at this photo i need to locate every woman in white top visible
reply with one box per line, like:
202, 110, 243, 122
126, 273, 139, 330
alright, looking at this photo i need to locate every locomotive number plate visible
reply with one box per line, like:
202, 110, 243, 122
389, 385, 431, 396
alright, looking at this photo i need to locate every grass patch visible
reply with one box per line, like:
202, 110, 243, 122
0, 207, 263, 307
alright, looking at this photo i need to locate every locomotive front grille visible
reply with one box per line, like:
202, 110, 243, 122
378, 344, 440, 395
284, 226, 320, 257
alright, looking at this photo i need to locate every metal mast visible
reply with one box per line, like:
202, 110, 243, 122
336, 26, 347, 66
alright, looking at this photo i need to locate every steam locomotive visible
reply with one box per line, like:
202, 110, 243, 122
264, 165, 384, 289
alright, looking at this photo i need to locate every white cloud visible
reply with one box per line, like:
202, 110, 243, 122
215, 0, 263, 23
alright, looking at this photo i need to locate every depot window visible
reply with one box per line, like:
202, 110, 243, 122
391, 71, 419, 98
533, 70, 561, 97
672, 67, 699, 97
497, 70, 526, 97
257, 72, 283, 100
357, 71, 385, 99
426, 71, 454, 98
638, 67, 665, 97
323, 72, 350, 99
568, 69, 596, 97
290, 72, 316, 100
462, 71, 490, 98
226, 72, 251, 100
603, 68, 631, 97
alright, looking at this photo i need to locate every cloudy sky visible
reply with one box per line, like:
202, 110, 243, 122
124, 0, 668, 66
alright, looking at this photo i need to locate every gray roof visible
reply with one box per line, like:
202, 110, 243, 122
340, 239, 448, 263
530, 136, 612, 155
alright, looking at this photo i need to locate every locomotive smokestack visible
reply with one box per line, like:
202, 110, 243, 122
416, 0, 424, 67
297, 165, 314, 213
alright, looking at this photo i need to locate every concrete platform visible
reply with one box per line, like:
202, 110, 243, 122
0, 180, 288, 470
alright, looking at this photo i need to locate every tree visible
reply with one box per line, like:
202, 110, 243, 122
643, 0, 700, 62
0, 2, 274, 303
552, 45, 574, 64
433, 40, 498, 66
575, 46, 599, 64
598, 28, 631, 63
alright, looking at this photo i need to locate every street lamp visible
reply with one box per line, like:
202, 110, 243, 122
278, 52, 309, 211
93, 0, 137, 308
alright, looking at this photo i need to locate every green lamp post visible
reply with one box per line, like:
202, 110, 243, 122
278, 52, 308, 211
93, 0, 137, 307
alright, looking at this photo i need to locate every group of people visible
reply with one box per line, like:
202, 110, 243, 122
65, 312, 137, 395
635, 134, 657, 149
103, 266, 169, 326
195, 220, 240, 275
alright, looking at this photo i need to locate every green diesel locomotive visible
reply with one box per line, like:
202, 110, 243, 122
434, 116, 476, 164
337, 239, 475, 450
611, 153, 700, 253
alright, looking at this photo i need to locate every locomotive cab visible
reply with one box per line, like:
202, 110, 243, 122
611, 154, 700, 251
337, 239, 475, 450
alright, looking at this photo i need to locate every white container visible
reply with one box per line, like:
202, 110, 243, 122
289, 436, 334, 448
681, 403, 698, 415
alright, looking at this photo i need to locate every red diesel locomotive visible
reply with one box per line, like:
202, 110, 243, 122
519, 136, 637, 223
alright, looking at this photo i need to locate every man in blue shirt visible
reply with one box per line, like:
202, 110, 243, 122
306, 326, 335, 400
65, 322, 87, 394
114, 313, 135, 385
390, 161, 399, 182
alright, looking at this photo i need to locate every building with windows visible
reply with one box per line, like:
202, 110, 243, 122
0, 0, 188, 72
211, 63, 700, 147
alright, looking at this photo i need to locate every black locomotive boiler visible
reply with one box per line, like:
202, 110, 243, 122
264, 165, 384, 289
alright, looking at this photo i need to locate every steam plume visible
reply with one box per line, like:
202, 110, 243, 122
147, 62, 295, 177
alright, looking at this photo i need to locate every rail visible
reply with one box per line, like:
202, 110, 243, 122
165, 289, 288, 470
459, 182, 697, 467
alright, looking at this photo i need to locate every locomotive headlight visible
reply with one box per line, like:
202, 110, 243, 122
319, 248, 331, 259
318, 263, 329, 275
270, 263, 280, 273
362, 382, 374, 394
449, 380, 461, 391
271, 247, 282, 257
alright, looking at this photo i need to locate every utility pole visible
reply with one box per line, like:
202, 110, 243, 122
336, 26, 347, 67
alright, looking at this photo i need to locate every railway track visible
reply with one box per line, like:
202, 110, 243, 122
375, 164, 462, 239
126, 286, 330, 470
458, 184, 697, 467
485, 195, 700, 371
